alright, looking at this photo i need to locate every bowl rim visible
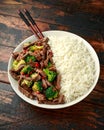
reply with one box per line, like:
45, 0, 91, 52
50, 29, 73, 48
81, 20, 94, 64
8, 30, 100, 109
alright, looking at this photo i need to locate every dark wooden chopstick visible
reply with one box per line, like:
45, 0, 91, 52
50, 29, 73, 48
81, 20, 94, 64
18, 10, 43, 39
24, 9, 44, 39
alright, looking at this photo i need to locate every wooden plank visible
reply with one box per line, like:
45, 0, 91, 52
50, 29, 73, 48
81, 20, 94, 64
0, 45, 13, 83
95, 79, 104, 93
1, 0, 104, 14
0, 23, 32, 47
0, 16, 69, 47
0, 82, 104, 129
0, 14, 50, 31
0, 2, 104, 32
97, 52, 104, 65
0, 1, 104, 47
0, 21, 104, 53
0, 1, 104, 130
84, 89, 104, 107
89, 41, 104, 52
0, 71, 9, 83
0, 46, 13, 61
100, 65, 104, 80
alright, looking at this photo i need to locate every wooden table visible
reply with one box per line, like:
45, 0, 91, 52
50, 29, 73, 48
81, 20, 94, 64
0, 0, 104, 130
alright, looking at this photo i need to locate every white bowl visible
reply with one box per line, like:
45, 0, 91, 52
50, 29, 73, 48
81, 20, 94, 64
8, 30, 100, 109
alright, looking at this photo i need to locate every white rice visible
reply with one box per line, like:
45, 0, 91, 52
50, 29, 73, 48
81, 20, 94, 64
48, 36, 96, 103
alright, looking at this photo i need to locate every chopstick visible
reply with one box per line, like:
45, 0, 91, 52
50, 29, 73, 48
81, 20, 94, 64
24, 9, 44, 39
18, 10, 44, 39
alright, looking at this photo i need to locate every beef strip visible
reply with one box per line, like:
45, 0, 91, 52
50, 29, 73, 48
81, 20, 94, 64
29, 50, 42, 61
40, 47, 47, 60
56, 74, 61, 90
10, 64, 25, 75
19, 85, 34, 99
32, 92, 46, 103
45, 79, 52, 86
12, 52, 19, 59
41, 94, 65, 105
32, 74, 41, 82
35, 51, 42, 61
44, 52, 52, 67
16, 52, 24, 61
49, 54, 53, 63
35, 37, 49, 46
15, 64, 25, 73
27, 61, 34, 67
18, 77, 34, 99
23, 42, 35, 49
53, 94, 65, 104
40, 60, 44, 69
49, 65, 56, 71
46, 50, 54, 64
23, 37, 49, 50
21, 52, 29, 59
9, 70, 20, 80
40, 94, 65, 105
42, 79, 48, 88
16, 50, 30, 61
47, 49, 53, 56
36, 69, 46, 78
44, 58, 49, 67
41, 37, 49, 45
58, 94, 65, 104
20, 75, 33, 81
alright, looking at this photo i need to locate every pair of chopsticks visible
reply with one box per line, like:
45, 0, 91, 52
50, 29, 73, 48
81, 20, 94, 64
18, 9, 44, 39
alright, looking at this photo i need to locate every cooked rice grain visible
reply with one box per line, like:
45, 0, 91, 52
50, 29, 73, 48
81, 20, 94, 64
48, 36, 95, 102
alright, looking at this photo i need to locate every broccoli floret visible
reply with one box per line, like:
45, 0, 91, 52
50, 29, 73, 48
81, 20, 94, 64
21, 79, 33, 87
21, 65, 33, 74
29, 45, 43, 52
32, 80, 43, 92
12, 59, 25, 70
43, 68, 57, 82
45, 86, 58, 100
25, 54, 36, 63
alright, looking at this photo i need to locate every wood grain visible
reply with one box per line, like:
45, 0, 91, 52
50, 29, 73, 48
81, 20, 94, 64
0, 1, 104, 41
0, 0, 104, 130
0, 82, 104, 130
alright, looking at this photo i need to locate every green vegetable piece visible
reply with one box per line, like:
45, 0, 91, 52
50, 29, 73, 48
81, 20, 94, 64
25, 55, 36, 63
29, 45, 43, 52
43, 68, 57, 82
21, 79, 32, 87
45, 86, 58, 100
12, 59, 25, 70
32, 81, 43, 92
21, 65, 33, 74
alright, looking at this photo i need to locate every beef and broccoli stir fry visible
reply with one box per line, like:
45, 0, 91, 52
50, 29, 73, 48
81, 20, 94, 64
10, 37, 65, 104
